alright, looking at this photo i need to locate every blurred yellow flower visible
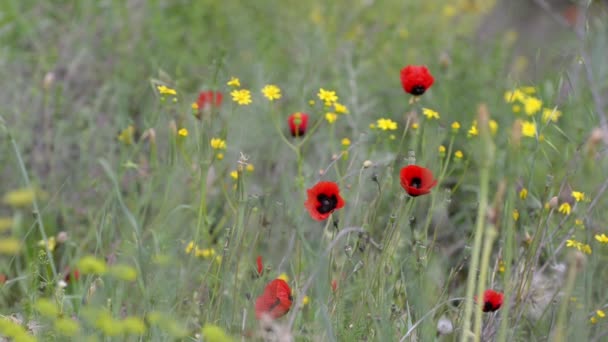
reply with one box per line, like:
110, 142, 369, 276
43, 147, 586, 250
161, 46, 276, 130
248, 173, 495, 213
566, 238, 591, 254
512, 209, 519, 221
3, 187, 46, 207
302, 296, 310, 306
185, 241, 195, 254
341, 138, 351, 147
334, 102, 349, 114
438, 145, 446, 155
109, 264, 138, 282
595, 234, 608, 243
598, 310, 606, 318
504, 89, 525, 103
230, 171, 238, 180
454, 150, 463, 159
157, 85, 177, 96
411, 123, 419, 130
451, 121, 461, 132
0, 238, 21, 255
261, 84, 281, 101
317, 88, 338, 104
376, 118, 398, 131
246, 164, 254, 172
422, 108, 440, 120
521, 121, 536, 138
178, 128, 188, 137
118, 125, 135, 145
519, 188, 528, 200
489, 120, 498, 135
523, 96, 542, 115
542, 107, 562, 123
227, 77, 240, 87
202, 324, 233, 342
216, 153, 224, 160
0, 217, 13, 232
467, 121, 478, 137
230, 89, 252, 105
558, 203, 571, 215
325, 112, 338, 124
210, 138, 226, 150
77, 256, 108, 274
191, 102, 199, 110
571, 191, 585, 202
38, 237, 56, 252
278, 273, 289, 282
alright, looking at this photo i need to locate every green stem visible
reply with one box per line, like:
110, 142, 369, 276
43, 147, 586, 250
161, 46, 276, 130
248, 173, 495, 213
474, 223, 498, 338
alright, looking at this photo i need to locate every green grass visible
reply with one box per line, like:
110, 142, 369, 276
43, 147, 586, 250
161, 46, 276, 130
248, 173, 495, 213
1, 0, 608, 341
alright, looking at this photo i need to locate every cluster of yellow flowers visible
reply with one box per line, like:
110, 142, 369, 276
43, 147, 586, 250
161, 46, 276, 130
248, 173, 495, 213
317, 88, 348, 124
185, 241, 222, 263
566, 238, 592, 255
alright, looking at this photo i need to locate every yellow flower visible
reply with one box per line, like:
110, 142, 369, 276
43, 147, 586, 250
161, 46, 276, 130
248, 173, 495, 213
467, 121, 478, 137
376, 118, 398, 131
230, 89, 252, 105
118, 125, 135, 145
201, 324, 233, 342
571, 191, 585, 202
3, 187, 46, 207
317, 88, 338, 104
422, 108, 440, 120
520, 86, 536, 94
512, 209, 519, 221
216, 153, 224, 160
227, 77, 241, 87
523, 96, 542, 115
591, 316, 598, 324
451, 121, 461, 133
512, 104, 521, 113
157, 85, 177, 96
178, 128, 188, 137
566, 239, 592, 254
542, 107, 562, 123
369, 123, 376, 129
595, 234, 608, 243
261, 84, 281, 101
454, 150, 463, 159
498, 260, 505, 273
0, 217, 12, 232
210, 138, 226, 150
185, 241, 195, 254
521, 121, 536, 138
519, 188, 528, 200
230, 171, 238, 180
582, 244, 592, 254
489, 120, 498, 135
195, 247, 216, 259
77, 256, 108, 274
246, 164, 254, 172
411, 123, 419, 130
191, 102, 199, 110
442, 4, 456, 17
0, 238, 21, 255
308, 100, 315, 105
558, 203, 571, 215
325, 112, 338, 124
438, 145, 446, 155
504, 89, 526, 103
597, 310, 606, 318
334, 103, 349, 114
575, 219, 585, 228
341, 138, 351, 147
278, 273, 289, 282
302, 296, 310, 306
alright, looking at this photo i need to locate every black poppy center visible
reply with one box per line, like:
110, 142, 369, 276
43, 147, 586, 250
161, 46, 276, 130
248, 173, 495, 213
410, 177, 422, 189
483, 301, 496, 312
317, 194, 338, 214
410, 85, 426, 96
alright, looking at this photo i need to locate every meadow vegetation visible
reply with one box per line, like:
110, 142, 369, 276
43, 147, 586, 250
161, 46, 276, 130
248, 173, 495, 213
1, 0, 608, 341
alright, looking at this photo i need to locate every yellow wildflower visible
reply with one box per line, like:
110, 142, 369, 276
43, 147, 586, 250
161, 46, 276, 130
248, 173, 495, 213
308, 100, 315, 105
558, 203, 571, 215
504, 89, 526, 103
210, 138, 226, 150
334, 103, 349, 114
278, 273, 289, 282
317, 88, 338, 104
109, 264, 138, 282
566, 239, 591, 254
519, 188, 528, 200
591, 316, 598, 324
438, 145, 446, 155
467, 121, 478, 137
454, 150, 463, 159
595, 234, 608, 243
0, 238, 21, 255
451, 121, 461, 132
411, 123, 419, 130
185, 241, 195, 254
230, 89, 252, 105
37, 237, 56, 252
598, 310, 606, 318
201, 324, 233, 342
422, 108, 440, 120
523, 96, 542, 115
443, 5, 457, 17
302, 296, 310, 306
216, 153, 224, 160
542, 107, 562, 123
512, 104, 521, 113
157, 85, 177, 96
230, 171, 238, 180
512, 209, 519, 221
341, 138, 351, 147
77, 256, 108, 274
227, 77, 240, 87
178, 128, 188, 137
325, 112, 338, 124
575, 219, 585, 228
369, 123, 376, 129
246, 164, 254, 172
376, 118, 398, 131
498, 260, 505, 273
3, 187, 45, 207
191, 102, 199, 110
521, 121, 536, 138
0, 217, 12, 232
195, 247, 216, 259
261, 84, 281, 101
520, 86, 536, 94
489, 120, 498, 135
571, 191, 585, 202
118, 125, 135, 145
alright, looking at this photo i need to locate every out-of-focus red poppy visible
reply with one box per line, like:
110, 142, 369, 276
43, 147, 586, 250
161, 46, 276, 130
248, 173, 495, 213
255, 279, 293, 319
476, 289, 504, 312
287, 112, 309, 137
399, 165, 437, 197
400, 65, 434, 96
64, 268, 80, 283
195, 91, 223, 119
256, 256, 264, 276
331, 279, 338, 292
304, 181, 345, 221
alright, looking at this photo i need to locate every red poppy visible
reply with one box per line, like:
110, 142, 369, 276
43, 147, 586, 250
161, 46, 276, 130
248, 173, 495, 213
477, 289, 504, 312
400, 165, 437, 197
64, 268, 80, 283
287, 112, 309, 137
400, 65, 434, 96
255, 279, 293, 319
256, 255, 264, 276
304, 181, 345, 221
196, 91, 223, 111
331, 279, 338, 292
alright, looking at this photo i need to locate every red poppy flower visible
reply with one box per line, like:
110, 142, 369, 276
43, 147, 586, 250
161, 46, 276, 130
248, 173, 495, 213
331, 279, 338, 292
400, 65, 434, 96
304, 181, 345, 221
255, 279, 293, 319
400, 165, 437, 197
196, 91, 223, 110
256, 255, 264, 276
64, 268, 80, 283
287, 112, 309, 137
477, 289, 504, 312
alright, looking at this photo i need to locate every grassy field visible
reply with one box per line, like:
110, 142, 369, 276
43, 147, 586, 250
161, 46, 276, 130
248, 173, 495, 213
1, 0, 608, 341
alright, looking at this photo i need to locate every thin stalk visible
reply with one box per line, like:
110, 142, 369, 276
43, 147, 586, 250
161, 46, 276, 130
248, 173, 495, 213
474, 224, 498, 338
